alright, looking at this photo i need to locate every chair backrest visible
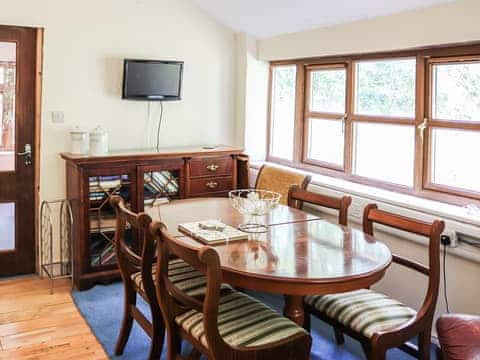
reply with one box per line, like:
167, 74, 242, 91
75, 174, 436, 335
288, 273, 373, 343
287, 185, 352, 226
110, 195, 157, 300
151, 222, 232, 354
152, 223, 231, 357
362, 203, 445, 323
255, 165, 311, 205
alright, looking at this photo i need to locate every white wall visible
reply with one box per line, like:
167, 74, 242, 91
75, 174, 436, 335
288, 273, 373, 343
236, 33, 269, 161
235, 34, 247, 150
258, 0, 480, 61
0, 0, 238, 202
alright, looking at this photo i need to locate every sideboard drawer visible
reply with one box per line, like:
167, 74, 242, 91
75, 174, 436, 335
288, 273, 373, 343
189, 176, 233, 195
190, 156, 233, 177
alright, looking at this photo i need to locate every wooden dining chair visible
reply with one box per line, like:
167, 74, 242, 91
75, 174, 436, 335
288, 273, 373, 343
110, 196, 231, 359
287, 185, 352, 226
255, 165, 311, 205
110, 195, 164, 359
153, 223, 312, 360
303, 204, 445, 360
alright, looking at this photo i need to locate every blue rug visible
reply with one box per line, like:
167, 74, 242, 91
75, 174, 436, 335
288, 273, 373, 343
72, 282, 437, 359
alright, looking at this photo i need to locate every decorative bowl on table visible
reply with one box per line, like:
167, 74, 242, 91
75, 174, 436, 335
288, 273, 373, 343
228, 189, 281, 233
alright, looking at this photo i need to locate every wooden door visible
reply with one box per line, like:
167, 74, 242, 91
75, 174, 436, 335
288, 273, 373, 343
0, 26, 41, 277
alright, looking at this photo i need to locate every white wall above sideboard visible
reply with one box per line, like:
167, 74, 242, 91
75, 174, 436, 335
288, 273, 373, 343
0, 0, 239, 202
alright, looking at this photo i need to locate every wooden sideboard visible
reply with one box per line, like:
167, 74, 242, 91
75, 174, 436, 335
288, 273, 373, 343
60, 145, 247, 290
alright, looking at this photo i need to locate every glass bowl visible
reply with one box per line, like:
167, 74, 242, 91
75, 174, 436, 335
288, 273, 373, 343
229, 189, 281, 233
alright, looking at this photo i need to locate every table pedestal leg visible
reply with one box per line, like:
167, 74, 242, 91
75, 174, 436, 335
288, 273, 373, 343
283, 295, 304, 326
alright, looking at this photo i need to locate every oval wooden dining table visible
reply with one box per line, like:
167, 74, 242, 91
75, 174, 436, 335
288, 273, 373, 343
146, 197, 392, 326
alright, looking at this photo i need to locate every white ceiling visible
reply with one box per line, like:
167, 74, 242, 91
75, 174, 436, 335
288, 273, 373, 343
190, 0, 455, 38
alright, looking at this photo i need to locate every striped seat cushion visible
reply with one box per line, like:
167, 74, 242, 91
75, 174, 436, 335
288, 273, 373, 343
131, 258, 230, 297
175, 291, 308, 349
304, 289, 417, 338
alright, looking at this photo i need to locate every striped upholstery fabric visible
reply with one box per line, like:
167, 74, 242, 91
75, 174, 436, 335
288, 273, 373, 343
304, 289, 417, 338
175, 291, 308, 348
131, 258, 230, 297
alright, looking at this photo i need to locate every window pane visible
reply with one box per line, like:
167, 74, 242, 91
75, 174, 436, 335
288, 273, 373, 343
432, 62, 480, 122
0, 42, 16, 172
270, 65, 296, 160
353, 122, 415, 186
431, 128, 480, 192
310, 68, 346, 113
307, 118, 344, 167
0, 202, 15, 251
355, 59, 416, 117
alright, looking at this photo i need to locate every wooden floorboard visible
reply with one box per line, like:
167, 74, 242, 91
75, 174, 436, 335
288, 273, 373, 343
0, 276, 107, 359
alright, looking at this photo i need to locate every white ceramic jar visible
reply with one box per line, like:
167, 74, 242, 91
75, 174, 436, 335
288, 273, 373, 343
70, 127, 89, 154
89, 126, 109, 156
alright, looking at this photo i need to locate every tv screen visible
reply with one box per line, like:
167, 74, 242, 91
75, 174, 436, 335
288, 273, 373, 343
122, 59, 183, 101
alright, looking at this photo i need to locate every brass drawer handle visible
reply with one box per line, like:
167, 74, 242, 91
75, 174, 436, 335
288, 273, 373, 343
206, 181, 218, 189
206, 163, 219, 172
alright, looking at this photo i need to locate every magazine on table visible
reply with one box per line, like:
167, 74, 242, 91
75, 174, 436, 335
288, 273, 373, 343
178, 220, 248, 245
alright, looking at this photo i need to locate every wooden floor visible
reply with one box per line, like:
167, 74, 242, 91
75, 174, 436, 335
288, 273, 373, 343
0, 276, 107, 359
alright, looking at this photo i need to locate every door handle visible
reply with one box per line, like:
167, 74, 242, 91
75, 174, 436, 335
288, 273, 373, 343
17, 144, 32, 165
418, 118, 428, 143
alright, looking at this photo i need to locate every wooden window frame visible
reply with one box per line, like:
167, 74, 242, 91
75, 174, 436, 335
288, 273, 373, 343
423, 55, 480, 199
267, 63, 299, 163
266, 42, 480, 206
350, 56, 418, 188
303, 63, 348, 171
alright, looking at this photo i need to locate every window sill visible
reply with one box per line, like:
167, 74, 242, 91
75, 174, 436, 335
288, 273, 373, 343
251, 160, 480, 228
252, 160, 480, 263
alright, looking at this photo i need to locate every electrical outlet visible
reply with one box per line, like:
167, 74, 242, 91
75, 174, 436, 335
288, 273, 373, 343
51, 111, 65, 124
441, 231, 458, 247
350, 202, 363, 220
450, 231, 458, 247
440, 234, 451, 246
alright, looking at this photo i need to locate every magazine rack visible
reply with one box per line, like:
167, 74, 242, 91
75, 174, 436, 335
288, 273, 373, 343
40, 199, 73, 294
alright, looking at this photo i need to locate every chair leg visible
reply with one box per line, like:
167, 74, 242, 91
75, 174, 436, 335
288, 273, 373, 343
333, 327, 345, 345
369, 340, 386, 360
148, 310, 165, 360
303, 312, 311, 331
166, 331, 182, 360
361, 341, 372, 359
115, 286, 137, 355
418, 329, 432, 360
186, 348, 202, 360
372, 350, 386, 360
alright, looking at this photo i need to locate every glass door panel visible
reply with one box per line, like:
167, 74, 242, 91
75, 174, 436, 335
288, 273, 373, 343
0, 202, 15, 251
88, 174, 132, 268
143, 169, 181, 209
0, 42, 16, 172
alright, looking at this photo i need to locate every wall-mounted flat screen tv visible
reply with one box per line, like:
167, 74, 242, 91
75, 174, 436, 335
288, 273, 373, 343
122, 59, 183, 101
